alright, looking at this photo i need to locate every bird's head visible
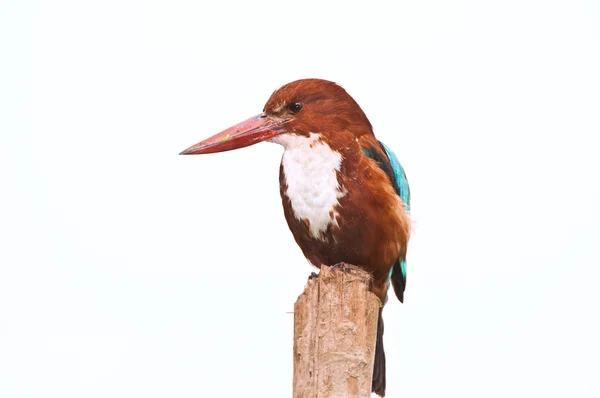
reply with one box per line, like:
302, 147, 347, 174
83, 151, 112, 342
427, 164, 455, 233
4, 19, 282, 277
180, 78, 373, 154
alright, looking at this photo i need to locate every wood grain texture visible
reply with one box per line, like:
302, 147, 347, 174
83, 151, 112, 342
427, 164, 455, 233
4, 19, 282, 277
293, 265, 381, 398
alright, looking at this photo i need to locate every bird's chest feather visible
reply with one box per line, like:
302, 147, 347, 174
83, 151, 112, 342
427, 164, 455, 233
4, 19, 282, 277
278, 134, 346, 241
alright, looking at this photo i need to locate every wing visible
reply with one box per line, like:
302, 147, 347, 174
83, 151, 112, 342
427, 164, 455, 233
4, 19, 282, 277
377, 141, 410, 213
361, 139, 410, 303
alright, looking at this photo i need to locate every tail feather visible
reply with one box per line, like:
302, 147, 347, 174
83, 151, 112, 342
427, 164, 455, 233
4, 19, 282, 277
372, 307, 386, 397
390, 260, 406, 303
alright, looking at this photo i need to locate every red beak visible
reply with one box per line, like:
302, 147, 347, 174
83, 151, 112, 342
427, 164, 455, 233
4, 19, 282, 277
180, 113, 287, 155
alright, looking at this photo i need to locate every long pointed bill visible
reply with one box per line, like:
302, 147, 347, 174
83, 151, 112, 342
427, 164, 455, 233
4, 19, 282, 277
180, 113, 287, 155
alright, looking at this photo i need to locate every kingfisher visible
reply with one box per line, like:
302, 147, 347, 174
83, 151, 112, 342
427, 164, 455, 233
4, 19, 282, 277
180, 79, 411, 397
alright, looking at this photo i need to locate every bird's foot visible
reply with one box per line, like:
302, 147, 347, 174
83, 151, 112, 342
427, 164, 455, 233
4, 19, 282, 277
331, 262, 351, 273
307, 272, 319, 280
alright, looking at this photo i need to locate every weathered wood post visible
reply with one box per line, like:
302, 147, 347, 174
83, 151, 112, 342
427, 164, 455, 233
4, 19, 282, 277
293, 265, 381, 398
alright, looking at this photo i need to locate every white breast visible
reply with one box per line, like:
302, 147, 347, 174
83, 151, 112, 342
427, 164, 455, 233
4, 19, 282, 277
270, 133, 346, 240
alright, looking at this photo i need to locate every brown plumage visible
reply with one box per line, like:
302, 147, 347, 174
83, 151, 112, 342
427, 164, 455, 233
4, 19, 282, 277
269, 80, 411, 303
279, 134, 410, 301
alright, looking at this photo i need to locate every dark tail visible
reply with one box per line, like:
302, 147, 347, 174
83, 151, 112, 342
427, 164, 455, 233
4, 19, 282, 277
390, 260, 406, 303
372, 307, 386, 397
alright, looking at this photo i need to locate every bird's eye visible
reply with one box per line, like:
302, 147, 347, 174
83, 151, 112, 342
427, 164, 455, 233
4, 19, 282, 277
288, 102, 304, 113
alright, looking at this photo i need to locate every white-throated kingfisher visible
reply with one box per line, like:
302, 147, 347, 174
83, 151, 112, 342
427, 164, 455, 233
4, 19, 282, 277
181, 79, 411, 397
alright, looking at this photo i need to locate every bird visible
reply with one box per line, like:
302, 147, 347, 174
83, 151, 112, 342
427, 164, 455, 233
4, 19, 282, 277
180, 78, 411, 397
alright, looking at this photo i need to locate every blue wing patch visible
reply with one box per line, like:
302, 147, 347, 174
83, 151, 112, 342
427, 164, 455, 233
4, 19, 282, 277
378, 141, 410, 213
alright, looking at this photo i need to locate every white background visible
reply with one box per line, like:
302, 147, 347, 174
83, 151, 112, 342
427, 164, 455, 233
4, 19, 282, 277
1, 1, 599, 397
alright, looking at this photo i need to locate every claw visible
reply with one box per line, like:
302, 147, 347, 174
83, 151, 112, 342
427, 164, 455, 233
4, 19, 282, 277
331, 262, 350, 273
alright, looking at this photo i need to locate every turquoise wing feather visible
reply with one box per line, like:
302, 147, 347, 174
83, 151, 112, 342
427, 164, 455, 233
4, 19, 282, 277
378, 141, 410, 214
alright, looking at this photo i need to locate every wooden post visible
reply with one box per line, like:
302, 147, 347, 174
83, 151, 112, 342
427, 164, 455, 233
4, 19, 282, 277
293, 265, 381, 398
